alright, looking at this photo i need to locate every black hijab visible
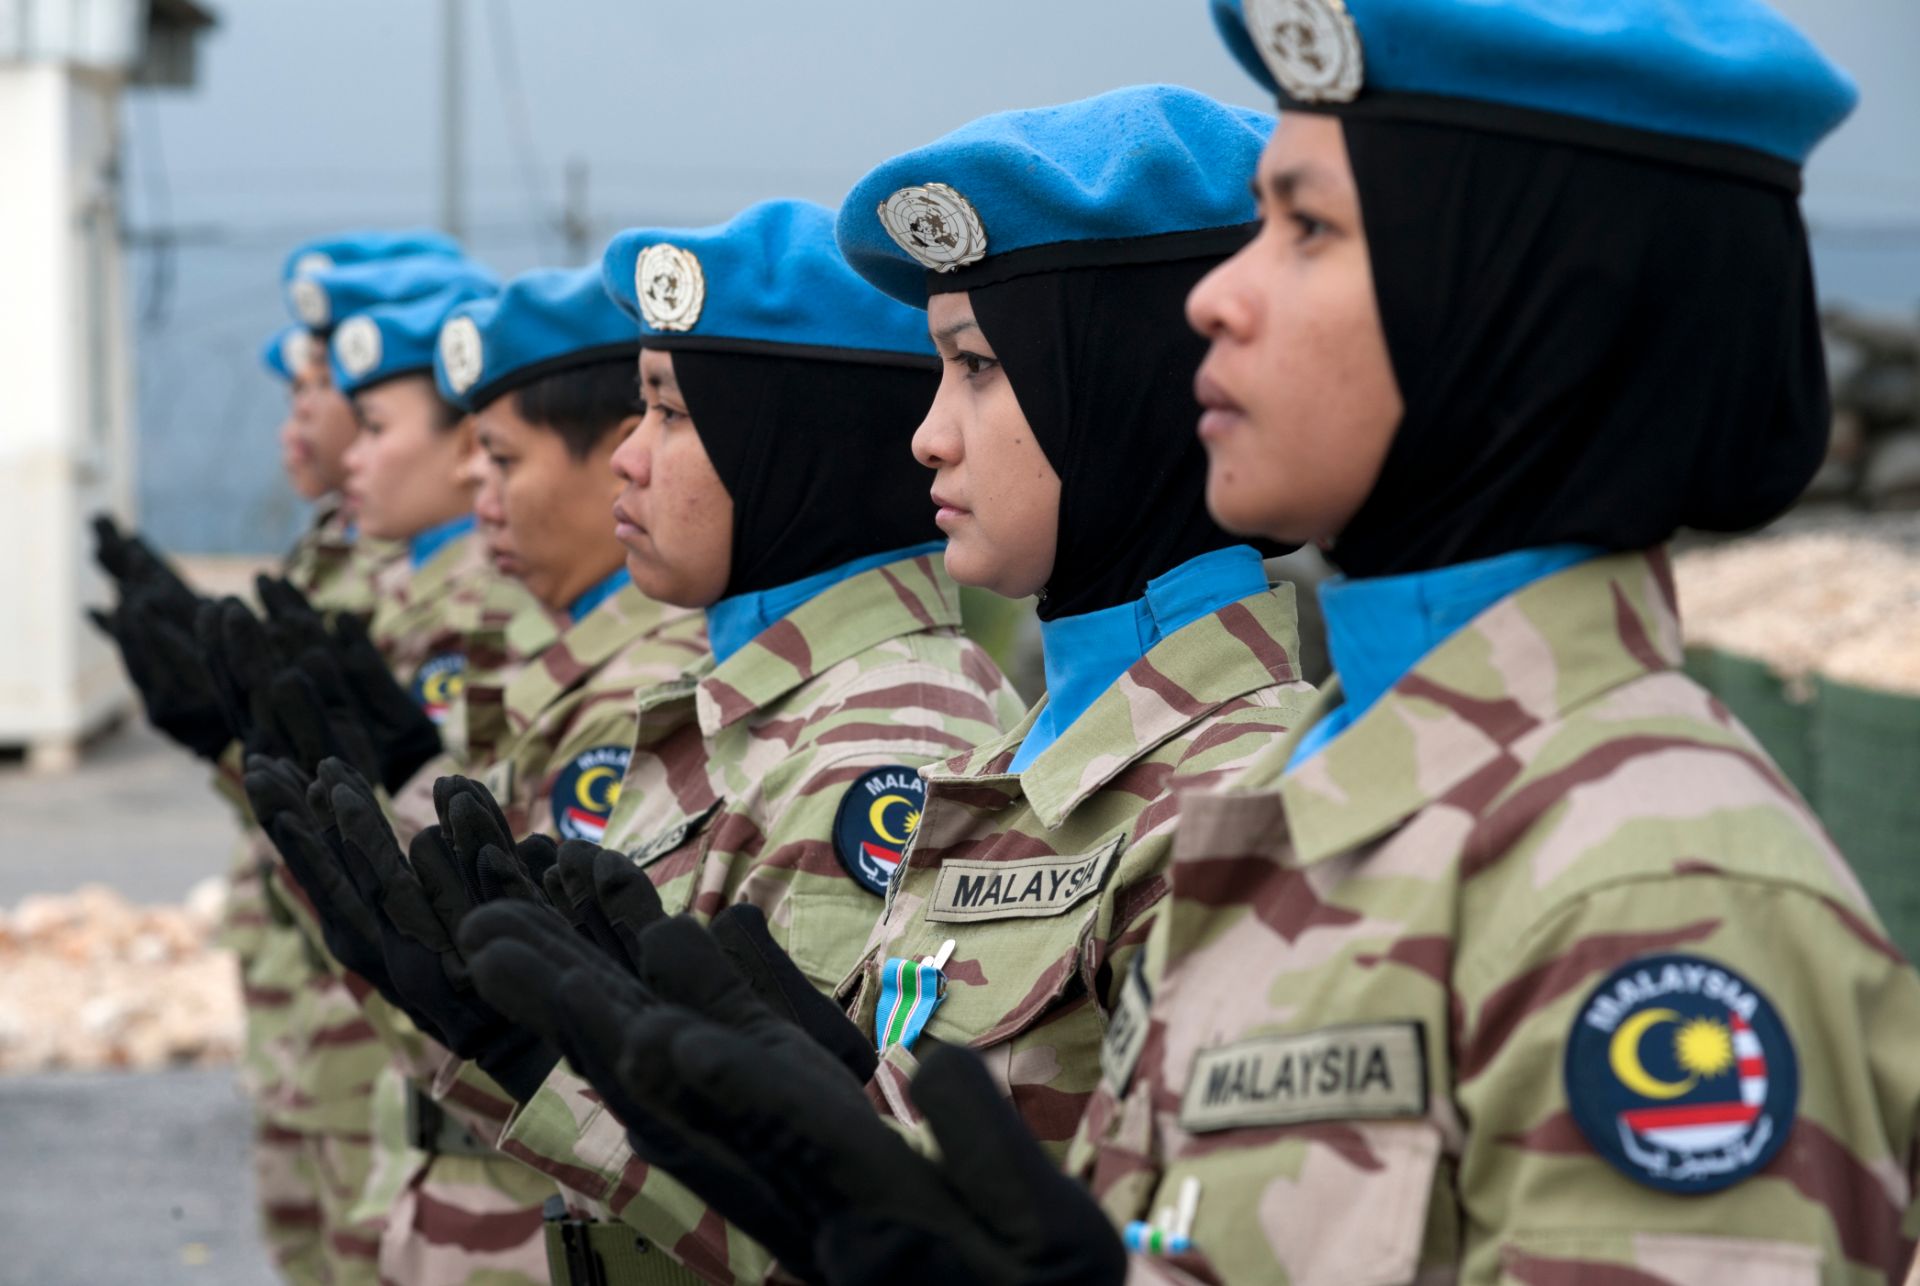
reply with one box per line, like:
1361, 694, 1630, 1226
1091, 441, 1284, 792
967, 254, 1281, 621
1329, 117, 1830, 578
670, 351, 942, 598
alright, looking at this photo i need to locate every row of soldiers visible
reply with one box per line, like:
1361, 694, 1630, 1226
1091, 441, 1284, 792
87, 1, 1920, 1282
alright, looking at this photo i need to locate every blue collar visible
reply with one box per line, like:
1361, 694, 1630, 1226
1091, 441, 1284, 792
706, 542, 947, 665
408, 514, 476, 569
568, 566, 632, 624
1009, 545, 1269, 775
1288, 544, 1603, 768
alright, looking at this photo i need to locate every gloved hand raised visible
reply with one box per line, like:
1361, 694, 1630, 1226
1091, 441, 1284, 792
622, 1006, 1127, 1286
92, 589, 231, 761
243, 754, 397, 999
459, 906, 826, 1274
198, 598, 381, 780
321, 759, 558, 1097
329, 609, 444, 792
254, 576, 439, 791
90, 515, 203, 628
432, 774, 560, 907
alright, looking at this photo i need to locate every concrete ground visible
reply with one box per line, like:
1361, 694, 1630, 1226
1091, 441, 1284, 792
0, 718, 277, 1284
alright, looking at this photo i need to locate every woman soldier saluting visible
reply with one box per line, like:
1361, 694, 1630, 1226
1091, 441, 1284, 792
499, 2, 1920, 1284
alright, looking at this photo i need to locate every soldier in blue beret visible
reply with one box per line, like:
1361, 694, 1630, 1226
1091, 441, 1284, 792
333, 275, 497, 550
1067, 2, 1911, 1283
442, 88, 1315, 1286
281, 226, 464, 303
425, 6, 1920, 1286
389, 198, 1023, 1284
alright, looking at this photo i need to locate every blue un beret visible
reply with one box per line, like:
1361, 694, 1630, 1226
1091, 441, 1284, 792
281, 228, 462, 287
1210, 0, 1856, 187
601, 199, 936, 367
260, 325, 315, 384
836, 85, 1274, 308
435, 265, 640, 413
287, 253, 495, 332
329, 279, 499, 398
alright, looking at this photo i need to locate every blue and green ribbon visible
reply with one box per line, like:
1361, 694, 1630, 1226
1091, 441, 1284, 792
875, 955, 946, 1053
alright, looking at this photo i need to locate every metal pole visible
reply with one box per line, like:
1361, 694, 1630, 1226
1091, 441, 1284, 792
440, 0, 465, 240
563, 157, 589, 262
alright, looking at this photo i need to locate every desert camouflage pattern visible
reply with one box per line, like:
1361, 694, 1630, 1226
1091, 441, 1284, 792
493, 552, 1024, 1283
375, 583, 705, 1285
479, 582, 707, 839
1070, 550, 1920, 1285
256, 526, 510, 1283
388, 573, 565, 843
227, 497, 402, 1279
368, 527, 493, 696
284, 492, 404, 620
846, 579, 1313, 1159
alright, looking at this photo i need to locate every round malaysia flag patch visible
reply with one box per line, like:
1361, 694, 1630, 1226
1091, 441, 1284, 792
1565, 953, 1797, 1195
551, 745, 630, 843
411, 653, 466, 724
832, 766, 926, 896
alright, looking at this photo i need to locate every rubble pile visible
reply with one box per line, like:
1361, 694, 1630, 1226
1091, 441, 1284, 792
0, 881, 242, 1073
1675, 529, 1920, 693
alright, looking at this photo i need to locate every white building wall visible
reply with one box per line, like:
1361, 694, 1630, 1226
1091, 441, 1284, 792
0, 62, 133, 763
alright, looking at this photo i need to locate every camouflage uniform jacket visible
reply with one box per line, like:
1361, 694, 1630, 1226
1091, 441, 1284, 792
388, 574, 566, 841
479, 583, 708, 841
400, 583, 708, 1139
848, 580, 1314, 1156
265, 528, 507, 1137
490, 552, 1024, 1284
285, 492, 404, 620
1070, 550, 1920, 1285
369, 528, 494, 722
220, 497, 401, 961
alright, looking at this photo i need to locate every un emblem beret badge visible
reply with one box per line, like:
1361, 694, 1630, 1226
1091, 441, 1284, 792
879, 183, 988, 273
279, 329, 314, 376
290, 276, 331, 328
1246, 0, 1365, 104
292, 251, 334, 278
635, 244, 706, 332
332, 316, 383, 380
439, 315, 484, 395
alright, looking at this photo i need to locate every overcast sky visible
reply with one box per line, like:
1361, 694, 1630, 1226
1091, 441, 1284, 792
132, 0, 1920, 234
121, 0, 1920, 553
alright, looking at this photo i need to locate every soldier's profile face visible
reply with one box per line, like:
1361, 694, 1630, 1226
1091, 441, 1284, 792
609, 349, 734, 608
292, 347, 360, 495
341, 374, 480, 542
474, 395, 631, 611
1187, 114, 1402, 547
914, 291, 1062, 600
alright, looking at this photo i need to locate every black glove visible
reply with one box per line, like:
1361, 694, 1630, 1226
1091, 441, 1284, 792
542, 839, 664, 971
460, 906, 825, 1274
332, 612, 443, 792
199, 598, 382, 778
244, 754, 397, 998
626, 1013, 1125, 1286
325, 761, 558, 1097
255, 575, 334, 658
707, 904, 876, 1084
257, 575, 441, 790
90, 516, 202, 628
432, 774, 562, 906
91, 589, 232, 760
